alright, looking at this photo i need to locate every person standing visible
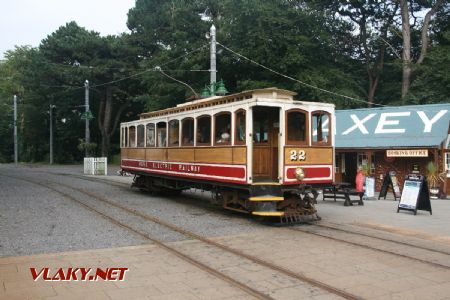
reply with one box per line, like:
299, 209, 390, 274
356, 166, 365, 193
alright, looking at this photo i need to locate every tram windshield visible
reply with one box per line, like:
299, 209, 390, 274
286, 110, 307, 144
312, 111, 330, 145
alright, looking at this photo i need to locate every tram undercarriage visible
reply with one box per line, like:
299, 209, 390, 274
131, 173, 321, 224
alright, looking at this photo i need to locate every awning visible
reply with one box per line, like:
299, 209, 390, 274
335, 103, 450, 149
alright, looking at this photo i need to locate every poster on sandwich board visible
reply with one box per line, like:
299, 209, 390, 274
397, 175, 432, 215
364, 177, 375, 198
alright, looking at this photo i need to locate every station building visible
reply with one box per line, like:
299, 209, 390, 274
334, 103, 450, 196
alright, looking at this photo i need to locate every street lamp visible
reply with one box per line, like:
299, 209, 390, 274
201, 80, 228, 98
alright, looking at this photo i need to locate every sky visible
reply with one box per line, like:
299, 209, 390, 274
0, 0, 136, 59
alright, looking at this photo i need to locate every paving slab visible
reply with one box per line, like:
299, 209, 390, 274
0, 244, 252, 300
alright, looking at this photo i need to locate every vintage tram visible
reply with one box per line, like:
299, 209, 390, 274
120, 88, 334, 222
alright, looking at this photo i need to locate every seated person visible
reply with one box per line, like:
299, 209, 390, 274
197, 131, 211, 144
183, 136, 193, 145
217, 130, 230, 143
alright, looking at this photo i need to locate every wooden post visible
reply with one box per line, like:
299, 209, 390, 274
443, 150, 447, 199
433, 148, 442, 197
367, 150, 372, 176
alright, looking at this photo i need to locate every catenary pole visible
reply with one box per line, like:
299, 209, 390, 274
13, 95, 17, 165
84, 79, 90, 157
210, 24, 217, 85
49, 104, 54, 164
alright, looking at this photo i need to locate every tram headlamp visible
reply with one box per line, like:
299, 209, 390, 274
295, 167, 305, 180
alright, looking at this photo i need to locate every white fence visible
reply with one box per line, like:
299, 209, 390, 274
84, 157, 108, 175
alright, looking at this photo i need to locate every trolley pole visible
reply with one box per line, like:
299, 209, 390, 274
210, 24, 217, 85
84, 79, 90, 157
13, 95, 18, 165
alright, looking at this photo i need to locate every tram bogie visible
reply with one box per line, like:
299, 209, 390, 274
120, 88, 334, 222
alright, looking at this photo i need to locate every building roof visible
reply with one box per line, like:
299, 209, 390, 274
335, 103, 450, 149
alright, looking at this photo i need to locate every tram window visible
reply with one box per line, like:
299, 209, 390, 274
129, 126, 136, 147
235, 110, 246, 145
121, 128, 124, 147
169, 120, 180, 146
286, 110, 307, 145
146, 123, 155, 147
312, 111, 330, 145
137, 125, 145, 147
215, 113, 231, 145
181, 118, 194, 146
156, 122, 167, 147
197, 115, 211, 145
253, 110, 269, 143
124, 127, 128, 147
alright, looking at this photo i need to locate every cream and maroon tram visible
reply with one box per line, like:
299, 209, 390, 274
120, 88, 334, 221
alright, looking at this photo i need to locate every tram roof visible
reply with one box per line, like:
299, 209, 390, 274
139, 87, 329, 119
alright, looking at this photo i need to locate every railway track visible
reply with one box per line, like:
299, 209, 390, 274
289, 224, 450, 270
35, 171, 450, 269
52, 172, 252, 224
314, 223, 450, 256
5, 173, 362, 300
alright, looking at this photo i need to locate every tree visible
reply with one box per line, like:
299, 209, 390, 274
409, 14, 450, 104
127, 0, 210, 110
39, 22, 144, 157
0, 46, 53, 162
127, 0, 365, 109
399, 0, 446, 101
313, 0, 399, 106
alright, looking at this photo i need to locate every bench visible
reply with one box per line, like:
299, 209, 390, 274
323, 184, 364, 206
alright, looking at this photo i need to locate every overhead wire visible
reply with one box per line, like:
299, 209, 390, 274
7, 44, 209, 104
90, 44, 209, 88
156, 67, 199, 97
6, 41, 430, 109
217, 42, 387, 107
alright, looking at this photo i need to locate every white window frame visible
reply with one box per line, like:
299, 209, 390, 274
357, 152, 368, 168
445, 152, 450, 178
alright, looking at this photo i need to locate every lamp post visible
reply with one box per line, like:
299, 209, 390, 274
84, 79, 90, 157
49, 104, 56, 164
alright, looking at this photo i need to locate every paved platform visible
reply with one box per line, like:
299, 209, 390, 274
0, 244, 251, 300
2, 165, 450, 299
2, 228, 450, 300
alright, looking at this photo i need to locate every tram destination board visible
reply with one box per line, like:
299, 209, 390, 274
397, 175, 432, 215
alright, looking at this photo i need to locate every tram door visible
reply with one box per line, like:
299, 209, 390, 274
252, 107, 280, 182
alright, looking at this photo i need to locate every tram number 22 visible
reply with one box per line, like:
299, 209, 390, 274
290, 150, 306, 161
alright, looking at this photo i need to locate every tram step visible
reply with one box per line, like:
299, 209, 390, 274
249, 196, 284, 202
